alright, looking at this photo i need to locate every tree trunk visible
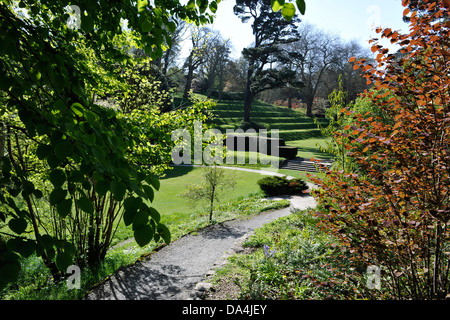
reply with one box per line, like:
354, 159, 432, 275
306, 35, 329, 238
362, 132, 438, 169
243, 68, 253, 123
183, 65, 194, 99
162, 46, 172, 77
209, 187, 215, 223
306, 99, 313, 117
218, 67, 224, 101
0, 122, 5, 157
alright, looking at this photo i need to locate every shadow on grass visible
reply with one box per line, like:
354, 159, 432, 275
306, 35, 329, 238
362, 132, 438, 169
294, 146, 334, 160
160, 165, 194, 180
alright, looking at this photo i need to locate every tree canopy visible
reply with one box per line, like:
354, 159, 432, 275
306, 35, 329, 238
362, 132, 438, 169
234, 0, 304, 123
0, 0, 218, 289
312, 0, 450, 299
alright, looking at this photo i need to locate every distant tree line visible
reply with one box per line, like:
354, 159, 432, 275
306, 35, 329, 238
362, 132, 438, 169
141, 0, 371, 123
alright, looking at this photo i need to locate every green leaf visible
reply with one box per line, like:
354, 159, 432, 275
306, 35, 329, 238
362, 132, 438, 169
141, 19, 152, 33
1, 156, 11, 176
20, 240, 36, 258
111, 181, 126, 201
49, 169, 66, 188
143, 184, 154, 202
45, 247, 55, 260
0, 75, 11, 90
197, 0, 208, 13
33, 189, 43, 199
81, 14, 94, 33
281, 3, 296, 21
8, 218, 27, 235
187, 0, 196, 9
70, 103, 84, 117
132, 209, 149, 231
31, 69, 41, 82
157, 223, 171, 245
271, 0, 284, 12
50, 187, 67, 205
124, 196, 143, 226
0, 252, 21, 287
167, 21, 177, 33
54, 140, 73, 160
56, 251, 73, 272
22, 180, 35, 198
146, 174, 160, 191
209, 1, 218, 13
56, 198, 72, 218
47, 154, 62, 169
38, 234, 54, 251
94, 179, 110, 196
81, 179, 91, 191
76, 194, 93, 214
137, 0, 149, 13
134, 224, 154, 247
296, 0, 306, 15
148, 207, 161, 223
6, 238, 36, 258
36, 144, 53, 160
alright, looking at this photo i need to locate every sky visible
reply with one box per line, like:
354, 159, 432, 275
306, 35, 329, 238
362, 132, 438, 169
206, 0, 411, 59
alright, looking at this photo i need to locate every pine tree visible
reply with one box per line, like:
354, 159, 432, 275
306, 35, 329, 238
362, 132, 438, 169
234, 0, 302, 124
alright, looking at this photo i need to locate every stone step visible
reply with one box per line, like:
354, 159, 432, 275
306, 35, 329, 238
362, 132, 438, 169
279, 158, 333, 172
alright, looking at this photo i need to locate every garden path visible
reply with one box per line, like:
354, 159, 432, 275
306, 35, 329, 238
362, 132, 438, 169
84, 167, 317, 300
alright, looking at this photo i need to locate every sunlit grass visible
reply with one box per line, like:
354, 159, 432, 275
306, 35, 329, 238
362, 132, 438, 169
2, 166, 290, 300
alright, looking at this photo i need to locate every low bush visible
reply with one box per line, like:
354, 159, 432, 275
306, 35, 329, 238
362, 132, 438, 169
257, 176, 308, 197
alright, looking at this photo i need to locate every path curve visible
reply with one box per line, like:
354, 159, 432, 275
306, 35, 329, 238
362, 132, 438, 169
85, 166, 317, 300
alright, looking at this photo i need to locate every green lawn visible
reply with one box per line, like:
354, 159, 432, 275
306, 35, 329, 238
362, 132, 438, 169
152, 166, 266, 217
285, 137, 334, 160
4, 165, 292, 300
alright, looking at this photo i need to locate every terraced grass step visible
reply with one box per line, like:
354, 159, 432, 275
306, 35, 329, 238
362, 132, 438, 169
212, 118, 316, 126
213, 110, 302, 118
258, 122, 318, 130
206, 98, 329, 143
278, 129, 323, 141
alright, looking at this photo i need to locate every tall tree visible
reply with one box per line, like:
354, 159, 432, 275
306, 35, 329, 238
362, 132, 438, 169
319, 40, 372, 105
222, 57, 248, 93
285, 24, 342, 117
183, 26, 211, 98
0, 0, 218, 289
234, 0, 302, 123
201, 32, 232, 98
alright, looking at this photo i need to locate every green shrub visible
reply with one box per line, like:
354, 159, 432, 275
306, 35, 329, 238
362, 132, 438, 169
257, 176, 308, 197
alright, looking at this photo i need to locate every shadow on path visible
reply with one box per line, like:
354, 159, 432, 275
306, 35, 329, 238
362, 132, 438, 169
85, 192, 316, 300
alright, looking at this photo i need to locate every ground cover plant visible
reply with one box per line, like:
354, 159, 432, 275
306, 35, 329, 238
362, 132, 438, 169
206, 208, 371, 300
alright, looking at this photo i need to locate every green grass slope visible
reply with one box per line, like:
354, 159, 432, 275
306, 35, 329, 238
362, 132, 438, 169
208, 99, 332, 160
210, 100, 328, 141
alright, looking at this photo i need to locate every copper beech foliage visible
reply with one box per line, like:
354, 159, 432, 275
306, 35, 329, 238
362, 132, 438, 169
311, 0, 449, 299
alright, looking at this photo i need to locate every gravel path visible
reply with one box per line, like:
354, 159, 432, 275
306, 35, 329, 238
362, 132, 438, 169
85, 167, 317, 300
